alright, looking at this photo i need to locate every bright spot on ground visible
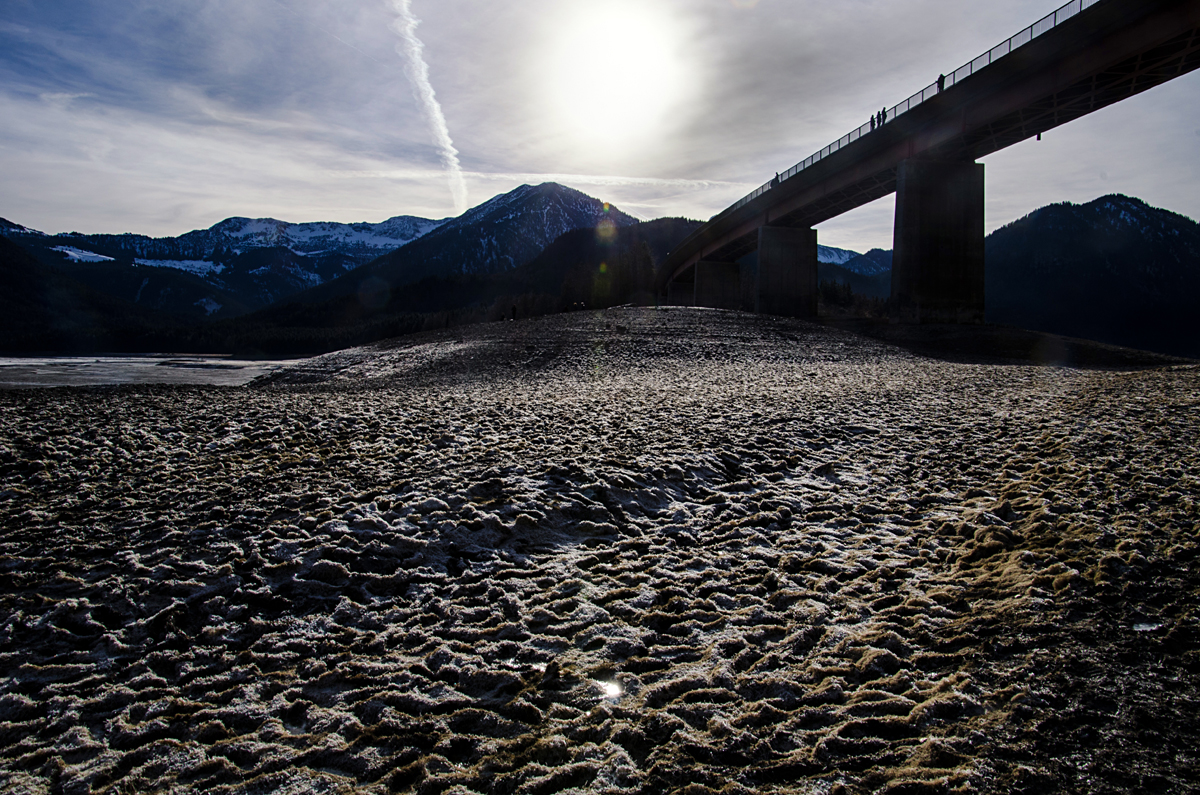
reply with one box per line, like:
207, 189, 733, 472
543, 1, 692, 152
599, 681, 622, 699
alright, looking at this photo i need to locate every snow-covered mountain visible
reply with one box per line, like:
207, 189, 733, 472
0, 213, 447, 319
288, 183, 639, 307
1, 185, 637, 320
839, 248, 892, 276
2, 214, 445, 270
385, 182, 639, 278
817, 244, 861, 266
188, 215, 445, 261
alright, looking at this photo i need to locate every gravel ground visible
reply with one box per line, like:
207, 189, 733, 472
1, 307, 1198, 794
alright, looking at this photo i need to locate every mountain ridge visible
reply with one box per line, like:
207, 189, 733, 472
279, 182, 639, 309
985, 193, 1200, 356
1, 213, 446, 264
1, 210, 450, 320
4, 191, 1197, 358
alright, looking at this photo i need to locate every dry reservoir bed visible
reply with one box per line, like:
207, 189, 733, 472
1, 308, 1198, 794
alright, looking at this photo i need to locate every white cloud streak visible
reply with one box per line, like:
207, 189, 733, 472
331, 169, 750, 191
389, 0, 468, 215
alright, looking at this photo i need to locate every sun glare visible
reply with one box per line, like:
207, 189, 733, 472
544, 1, 693, 152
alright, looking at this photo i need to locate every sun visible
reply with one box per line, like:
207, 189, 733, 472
543, 1, 693, 152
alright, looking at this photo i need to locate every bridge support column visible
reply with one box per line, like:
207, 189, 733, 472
666, 279, 694, 306
694, 261, 742, 310
757, 226, 817, 318
891, 158, 985, 323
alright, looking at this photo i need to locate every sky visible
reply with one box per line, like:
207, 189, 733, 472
2, 0, 1198, 253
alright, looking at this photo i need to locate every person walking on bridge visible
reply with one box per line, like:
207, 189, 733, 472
870, 115, 876, 131
881, 107, 887, 124
937, 73, 945, 93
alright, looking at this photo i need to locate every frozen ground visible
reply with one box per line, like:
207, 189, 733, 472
1, 308, 1198, 794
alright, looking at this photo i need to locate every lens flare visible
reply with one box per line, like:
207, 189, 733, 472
596, 218, 618, 243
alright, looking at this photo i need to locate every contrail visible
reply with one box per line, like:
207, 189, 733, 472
389, 0, 468, 215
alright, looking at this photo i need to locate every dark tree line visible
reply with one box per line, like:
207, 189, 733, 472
1, 218, 702, 357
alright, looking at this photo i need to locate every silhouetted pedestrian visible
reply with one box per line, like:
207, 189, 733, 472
881, 107, 887, 124
937, 73, 945, 92
870, 115, 876, 131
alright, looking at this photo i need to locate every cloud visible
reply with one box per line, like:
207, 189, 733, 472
38, 92, 93, 107
332, 169, 748, 191
388, 0, 468, 214
0, 88, 463, 234
0, 0, 1198, 249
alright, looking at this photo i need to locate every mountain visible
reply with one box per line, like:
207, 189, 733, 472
818, 260, 891, 299
816, 195, 1200, 357
985, 194, 1200, 357
0, 212, 445, 320
2, 213, 443, 267
1, 184, 632, 322
840, 248, 892, 276
0, 234, 187, 352
0, 183, 644, 353
280, 182, 639, 308
817, 247, 894, 300
817, 245, 860, 266
216, 216, 702, 357
522, 217, 703, 309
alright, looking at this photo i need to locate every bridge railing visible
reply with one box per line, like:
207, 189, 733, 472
720, 0, 1105, 219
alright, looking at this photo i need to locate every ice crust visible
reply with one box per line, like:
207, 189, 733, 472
0, 308, 1198, 793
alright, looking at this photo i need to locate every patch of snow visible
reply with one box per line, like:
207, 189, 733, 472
839, 250, 893, 277
135, 259, 224, 276
250, 263, 323, 288
817, 245, 861, 265
194, 298, 222, 316
208, 215, 446, 258
52, 246, 113, 263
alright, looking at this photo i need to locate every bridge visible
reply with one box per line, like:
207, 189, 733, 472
658, 0, 1200, 322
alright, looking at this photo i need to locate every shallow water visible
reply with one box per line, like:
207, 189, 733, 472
0, 355, 294, 388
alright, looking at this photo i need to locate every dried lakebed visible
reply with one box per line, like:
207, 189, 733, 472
1, 308, 1198, 794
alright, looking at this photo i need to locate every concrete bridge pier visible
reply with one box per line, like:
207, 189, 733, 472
666, 275, 695, 306
890, 158, 985, 323
694, 261, 742, 310
757, 226, 818, 318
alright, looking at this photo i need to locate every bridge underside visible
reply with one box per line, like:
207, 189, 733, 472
669, 0, 1200, 322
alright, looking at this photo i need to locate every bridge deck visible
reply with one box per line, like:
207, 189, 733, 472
659, 0, 1200, 289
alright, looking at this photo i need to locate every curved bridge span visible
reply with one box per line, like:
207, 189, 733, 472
659, 0, 1200, 322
